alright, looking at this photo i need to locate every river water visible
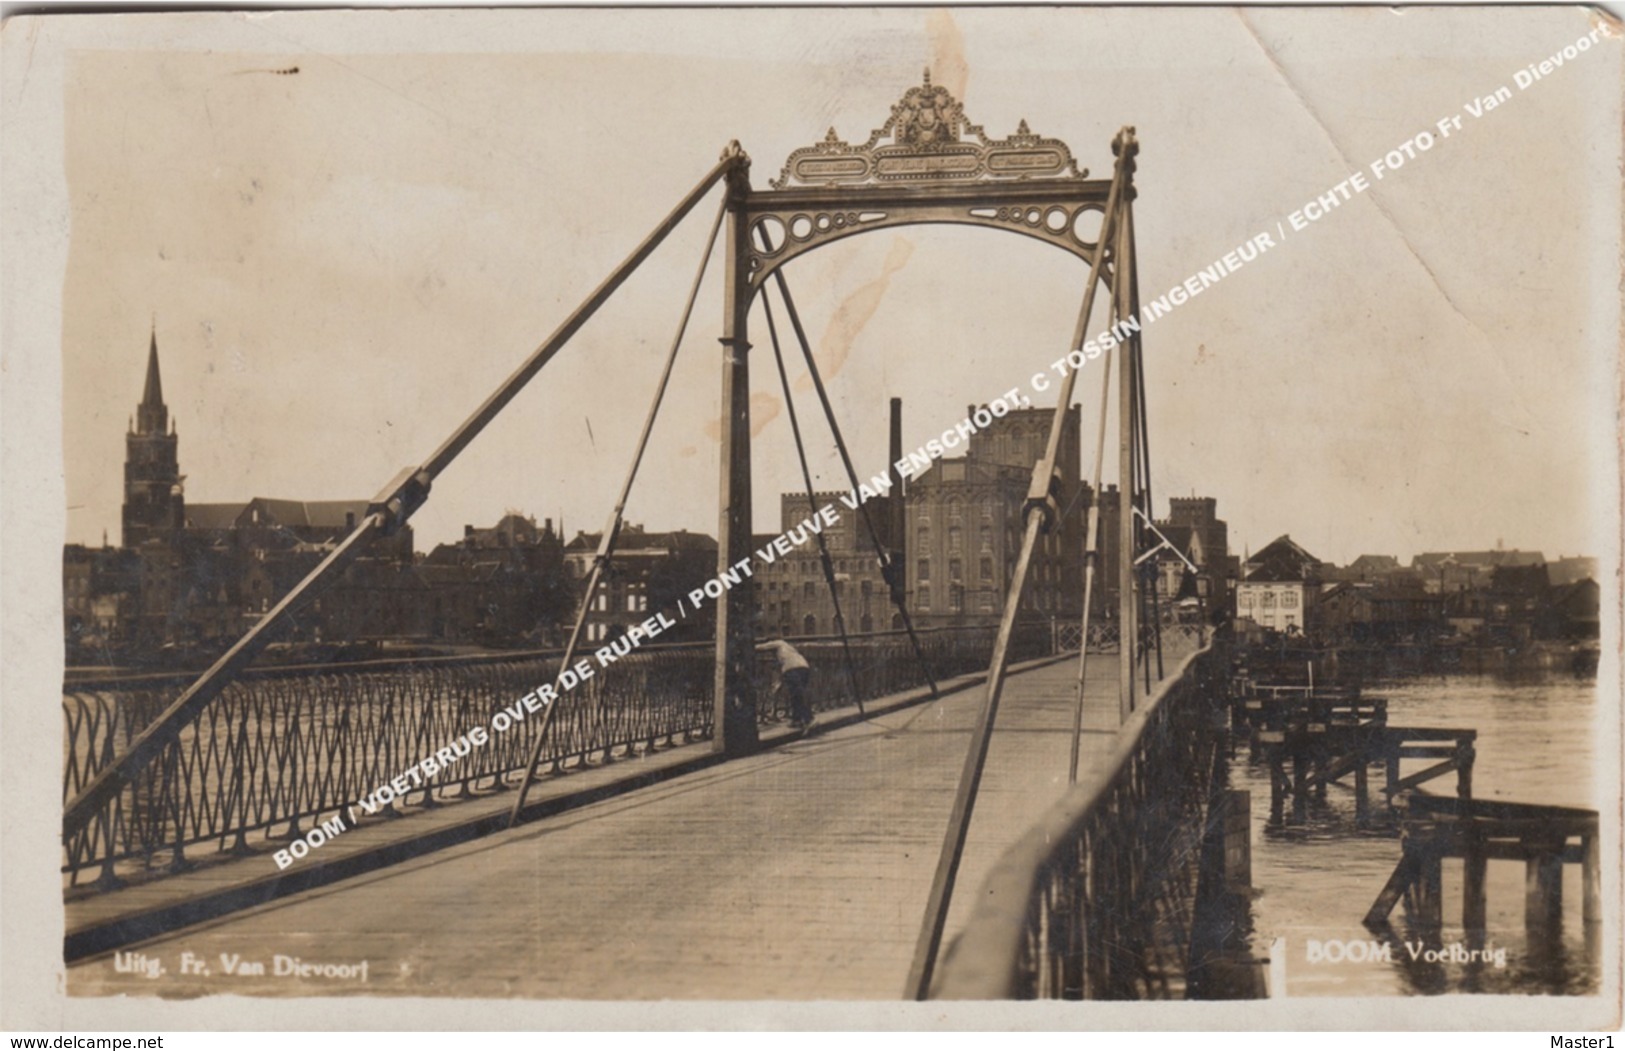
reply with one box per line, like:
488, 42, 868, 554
1232, 671, 1604, 997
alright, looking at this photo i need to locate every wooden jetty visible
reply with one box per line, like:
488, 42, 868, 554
1230, 660, 1600, 949
1365, 795, 1601, 937
1229, 678, 1475, 826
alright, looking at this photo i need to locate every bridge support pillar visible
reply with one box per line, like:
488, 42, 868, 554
714, 150, 759, 757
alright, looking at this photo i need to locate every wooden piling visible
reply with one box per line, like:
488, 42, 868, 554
1368, 792, 1598, 940
1291, 753, 1308, 824
1462, 824, 1487, 931
1266, 746, 1286, 827
1366, 848, 1420, 926
1582, 833, 1601, 926
1525, 840, 1564, 939
1354, 758, 1370, 827
1415, 837, 1444, 930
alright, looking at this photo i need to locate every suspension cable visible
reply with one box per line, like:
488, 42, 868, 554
508, 191, 729, 827
766, 266, 939, 699
759, 284, 865, 717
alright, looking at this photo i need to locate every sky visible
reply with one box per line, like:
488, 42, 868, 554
51, 6, 1622, 566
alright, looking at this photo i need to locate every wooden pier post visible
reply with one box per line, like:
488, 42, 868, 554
1416, 839, 1444, 930
1455, 739, 1475, 800
1291, 752, 1308, 824
1525, 839, 1564, 939
1385, 750, 1401, 814
1354, 757, 1370, 827
1462, 823, 1487, 931
1264, 736, 1286, 827
1582, 833, 1601, 927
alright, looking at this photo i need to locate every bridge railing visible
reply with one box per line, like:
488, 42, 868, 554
932, 639, 1225, 999
1051, 621, 1122, 653
772, 622, 1052, 721
63, 623, 1052, 886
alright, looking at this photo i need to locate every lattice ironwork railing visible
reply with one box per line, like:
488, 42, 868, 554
62, 624, 1052, 886
932, 642, 1226, 999
1050, 621, 1122, 654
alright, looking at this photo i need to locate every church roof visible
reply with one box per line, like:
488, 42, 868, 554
142, 327, 164, 409
301, 500, 370, 529
244, 497, 369, 529
184, 503, 244, 530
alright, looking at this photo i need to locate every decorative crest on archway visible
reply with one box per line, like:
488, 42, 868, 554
769, 70, 1088, 190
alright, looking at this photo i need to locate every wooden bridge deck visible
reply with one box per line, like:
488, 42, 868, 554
68, 638, 1202, 1000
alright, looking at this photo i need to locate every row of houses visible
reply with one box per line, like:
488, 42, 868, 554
71, 332, 1237, 665
1233, 536, 1600, 643
66, 509, 573, 658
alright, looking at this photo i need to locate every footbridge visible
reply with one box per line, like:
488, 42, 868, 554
61, 74, 1240, 1000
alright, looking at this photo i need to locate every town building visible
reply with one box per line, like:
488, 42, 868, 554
755, 491, 900, 638
1541, 578, 1601, 639
1149, 496, 1230, 620
1547, 555, 1601, 587
418, 513, 570, 645
1410, 547, 1546, 594
1235, 534, 1323, 634
904, 405, 1084, 627
562, 525, 717, 645
1315, 580, 1444, 642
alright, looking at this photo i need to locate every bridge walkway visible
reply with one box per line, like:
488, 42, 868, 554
68, 638, 1201, 999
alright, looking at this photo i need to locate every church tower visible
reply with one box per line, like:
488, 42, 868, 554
122, 326, 184, 547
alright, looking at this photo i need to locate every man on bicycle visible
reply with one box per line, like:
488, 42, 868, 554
757, 637, 815, 731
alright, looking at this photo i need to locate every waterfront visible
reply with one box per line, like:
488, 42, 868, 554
1235, 670, 1603, 996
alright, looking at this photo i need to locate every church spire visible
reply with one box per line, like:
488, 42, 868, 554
122, 321, 182, 547
136, 323, 167, 435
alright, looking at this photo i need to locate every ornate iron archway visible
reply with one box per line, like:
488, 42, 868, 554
741, 72, 1115, 288
711, 74, 1143, 759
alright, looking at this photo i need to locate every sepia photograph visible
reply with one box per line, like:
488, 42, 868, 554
1, 2, 1621, 1032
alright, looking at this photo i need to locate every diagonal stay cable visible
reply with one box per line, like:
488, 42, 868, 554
759, 285, 865, 718
1128, 299, 1153, 694
1068, 317, 1118, 784
906, 127, 1138, 1001
765, 265, 939, 700
507, 192, 729, 828
1125, 204, 1164, 682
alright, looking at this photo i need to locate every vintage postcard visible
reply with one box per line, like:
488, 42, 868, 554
2, 3, 1620, 1032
